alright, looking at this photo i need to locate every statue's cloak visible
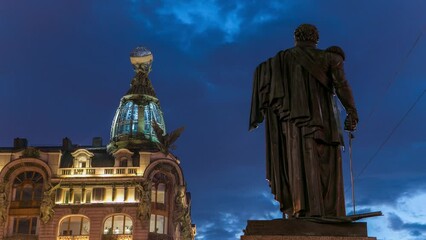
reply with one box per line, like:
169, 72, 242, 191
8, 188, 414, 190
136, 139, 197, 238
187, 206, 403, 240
250, 44, 350, 216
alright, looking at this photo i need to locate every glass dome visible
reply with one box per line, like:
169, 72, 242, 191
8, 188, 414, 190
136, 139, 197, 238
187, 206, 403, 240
110, 100, 166, 142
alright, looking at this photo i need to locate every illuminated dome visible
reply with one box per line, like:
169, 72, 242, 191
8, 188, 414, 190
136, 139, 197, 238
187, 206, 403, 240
108, 46, 166, 152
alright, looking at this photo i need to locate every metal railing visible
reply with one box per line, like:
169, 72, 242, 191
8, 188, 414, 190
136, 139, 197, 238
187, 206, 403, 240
58, 167, 138, 177
101, 235, 132, 240
58, 236, 90, 240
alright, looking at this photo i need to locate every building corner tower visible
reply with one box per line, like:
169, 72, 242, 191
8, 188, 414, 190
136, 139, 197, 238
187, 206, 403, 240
0, 46, 196, 240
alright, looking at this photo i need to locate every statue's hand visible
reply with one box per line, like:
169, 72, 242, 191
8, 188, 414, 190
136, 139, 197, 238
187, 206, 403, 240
344, 112, 358, 132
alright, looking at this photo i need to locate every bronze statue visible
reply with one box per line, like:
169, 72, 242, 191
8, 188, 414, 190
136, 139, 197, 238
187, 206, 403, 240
249, 24, 358, 218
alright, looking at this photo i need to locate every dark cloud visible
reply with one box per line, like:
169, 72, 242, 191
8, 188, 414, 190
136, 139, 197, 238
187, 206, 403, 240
388, 213, 426, 237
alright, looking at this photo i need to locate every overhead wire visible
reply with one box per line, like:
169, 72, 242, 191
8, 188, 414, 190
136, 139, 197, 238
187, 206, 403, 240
345, 89, 426, 193
344, 27, 425, 193
366, 30, 423, 120
358, 89, 426, 177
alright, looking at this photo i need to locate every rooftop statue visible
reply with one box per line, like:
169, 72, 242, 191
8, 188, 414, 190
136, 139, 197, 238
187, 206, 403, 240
249, 24, 358, 218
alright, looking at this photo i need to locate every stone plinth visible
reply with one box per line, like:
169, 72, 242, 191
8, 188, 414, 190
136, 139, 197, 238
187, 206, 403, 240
241, 219, 376, 240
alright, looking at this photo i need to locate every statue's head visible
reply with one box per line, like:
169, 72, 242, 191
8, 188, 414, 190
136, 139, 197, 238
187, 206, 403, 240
294, 24, 319, 44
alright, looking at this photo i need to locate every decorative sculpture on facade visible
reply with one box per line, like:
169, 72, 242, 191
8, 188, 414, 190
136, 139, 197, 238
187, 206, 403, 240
135, 179, 152, 221
174, 186, 193, 240
152, 122, 185, 155
0, 182, 9, 225
21, 147, 40, 158
40, 182, 61, 223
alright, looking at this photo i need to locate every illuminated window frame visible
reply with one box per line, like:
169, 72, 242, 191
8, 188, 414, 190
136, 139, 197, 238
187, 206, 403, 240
103, 215, 133, 236
58, 216, 90, 236
92, 187, 105, 202
151, 173, 168, 209
149, 214, 168, 234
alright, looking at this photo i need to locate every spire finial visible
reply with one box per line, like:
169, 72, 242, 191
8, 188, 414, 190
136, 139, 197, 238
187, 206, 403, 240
130, 46, 153, 73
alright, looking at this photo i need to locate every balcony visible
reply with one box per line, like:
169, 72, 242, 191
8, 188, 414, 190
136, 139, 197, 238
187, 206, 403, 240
58, 167, 140, 177
58, 236, 89, 240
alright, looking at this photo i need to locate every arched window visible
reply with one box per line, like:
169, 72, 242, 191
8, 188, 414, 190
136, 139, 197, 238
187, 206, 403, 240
58, 216, 90, 236
149, 173, 170, 235
103, 215, 133, 236
151, 173, 168, 208
12, 171, 44, 202
151, 183, 165, 204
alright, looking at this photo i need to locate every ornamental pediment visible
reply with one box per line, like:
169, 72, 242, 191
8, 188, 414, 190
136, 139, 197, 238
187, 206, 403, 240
71, 149, 94, 168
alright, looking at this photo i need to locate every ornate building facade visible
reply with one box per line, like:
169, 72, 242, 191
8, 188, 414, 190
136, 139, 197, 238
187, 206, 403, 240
0, 47, 195, 240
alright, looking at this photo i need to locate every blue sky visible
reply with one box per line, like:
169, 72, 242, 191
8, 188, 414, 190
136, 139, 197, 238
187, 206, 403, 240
1, 0, 426, 239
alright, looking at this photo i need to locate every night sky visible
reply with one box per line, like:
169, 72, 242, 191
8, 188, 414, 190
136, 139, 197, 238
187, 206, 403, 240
1, 1, 426, 239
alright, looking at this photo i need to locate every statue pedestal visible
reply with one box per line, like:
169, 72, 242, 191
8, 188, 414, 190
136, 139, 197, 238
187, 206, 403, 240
241, 219, 376, 240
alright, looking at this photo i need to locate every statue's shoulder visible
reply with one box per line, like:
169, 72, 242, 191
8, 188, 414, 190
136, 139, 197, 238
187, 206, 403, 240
325, 45, 345, 61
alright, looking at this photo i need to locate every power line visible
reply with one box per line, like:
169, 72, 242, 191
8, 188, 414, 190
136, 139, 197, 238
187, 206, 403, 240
343, 27, 425, 193
345, 89, 426, 192
358, 89, 426, 177
367, 30, 423, 120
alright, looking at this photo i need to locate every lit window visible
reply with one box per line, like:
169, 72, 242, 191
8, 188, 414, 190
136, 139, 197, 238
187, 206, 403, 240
59, 216, 90, 236
56, 188, 71, 204
73, 189, 82, 204
151, 173, 168, 208
78, 156, 88, 168
144, 102, 166, 141
113, 101, 139, 137
92, 188, 105, 202
103, 215, 133, 235
114, 187, 125, 202
149, 214, 168, 234
149, 173, 169, 235
55, 189, 63, 204
157, 183, 165, 204
85, 190, 92, 203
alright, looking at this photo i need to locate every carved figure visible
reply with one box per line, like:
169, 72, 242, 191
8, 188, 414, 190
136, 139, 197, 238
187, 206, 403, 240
173, 186, 186, 224
40, 182, 61, 223
250, 24, 358, 218
174, 186, 193, 240
135, 180, 152, 221
0, 182, 9, 224
152, 122, 184, 155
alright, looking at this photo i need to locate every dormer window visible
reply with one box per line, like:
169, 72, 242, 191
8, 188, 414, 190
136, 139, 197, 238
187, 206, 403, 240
71, 149, 94, 169
113, 149, 134, 167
